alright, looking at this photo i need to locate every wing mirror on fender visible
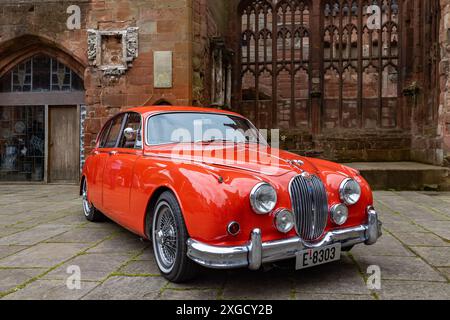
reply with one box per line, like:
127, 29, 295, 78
123, 127, 137, 141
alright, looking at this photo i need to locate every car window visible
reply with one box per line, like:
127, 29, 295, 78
104, 114, 125, 148
118, 113, 142, 149
146, 112, 265, 145
98, 120, 112, 148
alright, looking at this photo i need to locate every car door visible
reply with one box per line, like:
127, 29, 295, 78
88, 118, 113, 209
102, 112, 143, 225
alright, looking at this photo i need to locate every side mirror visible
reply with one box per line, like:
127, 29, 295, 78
123, 127, 136, 141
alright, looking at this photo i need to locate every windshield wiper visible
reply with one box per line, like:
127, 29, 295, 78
194, 139, 233, 144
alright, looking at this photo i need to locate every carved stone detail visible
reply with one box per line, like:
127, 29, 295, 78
87, 27, 139, 77
125, 27, 139, 62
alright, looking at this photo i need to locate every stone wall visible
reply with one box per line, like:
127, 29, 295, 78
225, 0, 447, 165
440, 0, 450, 167
0, 0, 193, 156
0, 0, 89, 74
192, 0, 231, 107
83, 0, 192, 155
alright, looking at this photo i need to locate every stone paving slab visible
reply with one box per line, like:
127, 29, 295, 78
222, 269, 293, 300
417, 221, 450, 240
438, 268, 450, 279
160, 289, 219, 300
0, 185, 449, 300
411, 247, 450, 267
0, 227, 28, 238
0, 245, 28, 260
293, 255, 371, 295
0, 224, 72, 246
0, 243, 89, 268
354, 256, 446, 282
81, 276, 167, 300
376, 280, 450, 300
86, 232, 150, 254
0, 268, 46, 293
295, 293, 375, 300
43, 253, 133, 282
46, 226, 115, 244
351, 233, 414, 257
117, 260, 161, 276
167, 269, 227, 291
394, 232, 450, 247
3, 280, 99, 300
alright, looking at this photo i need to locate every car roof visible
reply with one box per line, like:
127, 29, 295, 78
126, 106, 243, 118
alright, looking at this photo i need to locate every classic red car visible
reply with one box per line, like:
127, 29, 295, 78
81, 106, 382, 282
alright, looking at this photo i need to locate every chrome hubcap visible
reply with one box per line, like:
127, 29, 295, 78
153, 202, 178, 273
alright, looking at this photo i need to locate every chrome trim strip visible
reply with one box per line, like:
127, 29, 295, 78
187, 209, 382, 270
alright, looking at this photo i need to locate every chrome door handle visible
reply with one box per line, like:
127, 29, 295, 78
109, 151, 119, 156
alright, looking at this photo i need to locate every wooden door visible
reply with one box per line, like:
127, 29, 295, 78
48, 106, 79, 183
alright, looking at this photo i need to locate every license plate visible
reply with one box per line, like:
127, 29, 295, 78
295, 244, 341, 270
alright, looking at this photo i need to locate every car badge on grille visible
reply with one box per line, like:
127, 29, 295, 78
288, 159, 304, 170
301, 172, 312, 180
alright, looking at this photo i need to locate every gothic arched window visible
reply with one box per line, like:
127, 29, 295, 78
0, 54, 84, 93
240, 0, 311, 130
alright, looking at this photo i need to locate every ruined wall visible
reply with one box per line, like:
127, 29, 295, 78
440, 0, 450, 167
192, 0, 230, 107
1, 0, 448, 166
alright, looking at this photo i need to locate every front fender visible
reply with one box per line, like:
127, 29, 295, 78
130, 156, 294, 245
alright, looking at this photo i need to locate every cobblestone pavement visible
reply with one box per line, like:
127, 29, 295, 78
0, 185, 448, 300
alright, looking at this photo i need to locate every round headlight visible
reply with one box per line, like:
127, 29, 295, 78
250, 182, 277, 214
339, 179, 361, 205
331, 204, 349, 226
275, 209, 295, 233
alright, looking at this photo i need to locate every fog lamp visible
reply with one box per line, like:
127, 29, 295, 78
275, 209, 295, 234
331, 204, 349, 226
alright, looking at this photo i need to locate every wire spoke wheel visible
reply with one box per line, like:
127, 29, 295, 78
82, 180, 93, 217
153, 201, 178, 273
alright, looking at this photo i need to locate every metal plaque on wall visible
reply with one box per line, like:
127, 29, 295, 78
154, 51, 173, 89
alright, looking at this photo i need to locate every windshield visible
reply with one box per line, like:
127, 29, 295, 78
146, 112, 266, 146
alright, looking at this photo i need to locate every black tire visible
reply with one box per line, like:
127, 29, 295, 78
81, 178, 106, 222
151, 191, 199, 283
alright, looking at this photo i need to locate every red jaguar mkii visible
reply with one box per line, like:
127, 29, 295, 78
81, 106, 382, 283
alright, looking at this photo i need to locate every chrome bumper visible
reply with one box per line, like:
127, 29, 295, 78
187, 208, 382, 270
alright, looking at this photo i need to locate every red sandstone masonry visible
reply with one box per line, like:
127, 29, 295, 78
0, 0, 449, 165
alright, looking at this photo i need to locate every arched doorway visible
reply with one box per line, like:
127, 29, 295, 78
0, 53, 85, 183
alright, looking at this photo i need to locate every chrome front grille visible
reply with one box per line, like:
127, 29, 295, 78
289, 174, 329, 241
